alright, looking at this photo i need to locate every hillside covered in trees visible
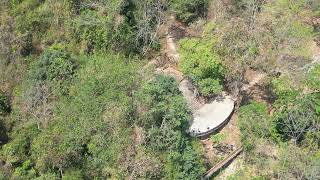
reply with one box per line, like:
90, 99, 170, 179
0, 0, 319, 179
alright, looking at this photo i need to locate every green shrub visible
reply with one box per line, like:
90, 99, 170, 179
12, 0, 54, 56
30, 53, 140, 177
137, 75, 205, 178
273, 93, 319, 144
17, 32, 33, 57
139, 75, 191, 150
33, 172, 59, 180
164, 144, 205, 180
142, 75, 181, 102
62, 168, 84, 180
29, 45, 77, 83
27, 44, 78, 99
0, 117, 7, 143
198, 78, 223, 96
271, 75, 297, 97
170, 0, 209, 24
306, 64, 320, 92
179, 37, 224, 96
275, 144, 320, 179
70, 10, 111, 52
0, 91, 10, 115
71, 0, 163, 55
271, 69, 320, 146
210, 133, 227, 143
11, 159, 37, 179
238, 101, 271, 151
2, 123, 39, 164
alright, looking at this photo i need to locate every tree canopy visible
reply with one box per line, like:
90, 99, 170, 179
0, 0, 319, 179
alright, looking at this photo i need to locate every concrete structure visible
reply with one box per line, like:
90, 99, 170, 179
155, 67, 235, 137
157, 21, 235, 137
189, 94, 235, 137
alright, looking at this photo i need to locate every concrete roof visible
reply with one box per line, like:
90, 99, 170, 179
189, 95, 235, 137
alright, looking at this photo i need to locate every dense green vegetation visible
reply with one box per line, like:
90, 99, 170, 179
0, 0, 319, 179
0, 0, 206, 179
170, 0, 209, 24
0, 91, 10, 115
136, 75, 205, 179
179, 25, 224, 96
226, 0, 320, 179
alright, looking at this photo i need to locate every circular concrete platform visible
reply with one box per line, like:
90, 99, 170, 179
189, 95, 235, 137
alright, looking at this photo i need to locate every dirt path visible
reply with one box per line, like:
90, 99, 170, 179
157, 14, 205, 111
241, 70, 266, 92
